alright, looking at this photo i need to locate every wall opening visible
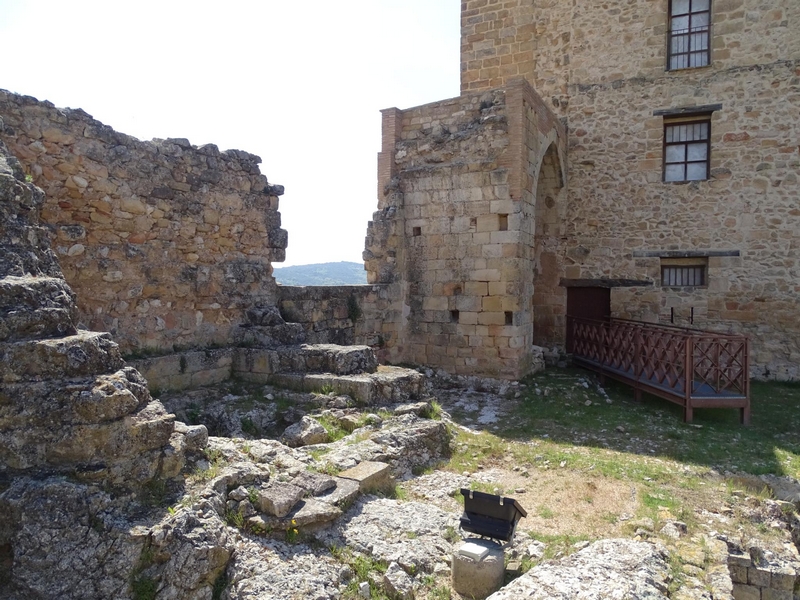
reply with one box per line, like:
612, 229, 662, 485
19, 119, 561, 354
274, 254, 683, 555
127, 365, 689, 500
532, 142, 566, 348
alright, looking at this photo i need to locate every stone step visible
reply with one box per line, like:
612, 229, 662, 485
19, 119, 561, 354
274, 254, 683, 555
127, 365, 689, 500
0, 331, 123, 382
268, 365, 425, 405
280, 344, 377, 375
0, 275, 77, 342
248, 497, 343, 534
234, 343, 379, 379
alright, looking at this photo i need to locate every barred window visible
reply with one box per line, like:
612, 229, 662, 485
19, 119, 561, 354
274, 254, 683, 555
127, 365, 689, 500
668, 0, 711, 70
664, 119, 710, 182
661, 258, 707, 287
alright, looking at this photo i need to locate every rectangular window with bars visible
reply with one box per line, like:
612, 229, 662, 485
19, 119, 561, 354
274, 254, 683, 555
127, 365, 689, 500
668, 0, 711, 70
661, 265, 706, 287
664, 118, 710, 182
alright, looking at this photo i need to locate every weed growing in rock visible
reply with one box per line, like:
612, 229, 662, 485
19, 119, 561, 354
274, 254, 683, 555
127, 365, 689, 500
211, 572, 228, 600
527, 532, 591, 560
420, 400, 444, 420
191, 448, 226, 482
140, 478, 169, 507
225, 509, 244, 529
130, 575, 157, 600
285, 519, 300, 543
313, 462, 342, 477
443, 525, 460, 544
330, 545, 391, 599
185, 403, 201, 425
315, 413, 349, 442
380, 483, 408, 501
428, 584, 452, 599
240, 416, 259, 437
346, 295, 362, 322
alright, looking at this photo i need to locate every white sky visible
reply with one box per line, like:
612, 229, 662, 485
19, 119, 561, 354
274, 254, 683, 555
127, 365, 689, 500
0, 0, 460, 266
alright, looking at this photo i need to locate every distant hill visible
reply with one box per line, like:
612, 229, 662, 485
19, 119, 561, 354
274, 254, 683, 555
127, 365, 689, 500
273, 261, 368, 286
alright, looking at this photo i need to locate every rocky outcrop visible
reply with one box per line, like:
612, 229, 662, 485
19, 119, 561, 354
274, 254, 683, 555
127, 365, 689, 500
0, 138, 182, 486
0, 137, 206, 596
487, 539, 672, 599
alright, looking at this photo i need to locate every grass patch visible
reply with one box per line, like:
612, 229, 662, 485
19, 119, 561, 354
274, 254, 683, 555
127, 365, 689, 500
330, 545, 390, 600
131, 575, 157, 600
315, 413, 349, 442
507, 370, 800, 479
420, 400, 444, 420
527, 531, 591, 560
191, 447, 227, 483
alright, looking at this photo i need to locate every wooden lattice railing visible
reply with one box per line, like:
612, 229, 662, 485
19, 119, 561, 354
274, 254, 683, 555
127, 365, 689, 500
568, 317, 750, 424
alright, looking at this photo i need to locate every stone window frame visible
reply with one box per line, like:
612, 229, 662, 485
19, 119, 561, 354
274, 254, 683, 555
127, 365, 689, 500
667, 0, 712, 71
660, 257, 708, 288
662, 115, 711, 183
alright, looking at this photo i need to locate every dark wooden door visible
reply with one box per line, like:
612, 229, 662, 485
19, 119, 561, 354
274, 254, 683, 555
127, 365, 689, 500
566, 287, 611, 352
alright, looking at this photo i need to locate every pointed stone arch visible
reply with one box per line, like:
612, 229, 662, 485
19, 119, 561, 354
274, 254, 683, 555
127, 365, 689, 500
532, 142, 566, 347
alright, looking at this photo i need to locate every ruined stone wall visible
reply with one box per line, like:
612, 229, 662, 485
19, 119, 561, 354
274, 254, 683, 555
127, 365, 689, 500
0, 90, 287, 353
276, 284, 398, 359
365, 82, 566, 378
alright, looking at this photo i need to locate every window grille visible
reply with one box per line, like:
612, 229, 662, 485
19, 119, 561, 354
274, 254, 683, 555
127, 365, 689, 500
664, 119, 710, 182
668, 0, 711, 70
661, 265, 705, 287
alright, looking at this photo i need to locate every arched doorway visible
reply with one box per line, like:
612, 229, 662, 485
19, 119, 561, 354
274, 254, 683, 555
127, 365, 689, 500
532, 143, 566, 348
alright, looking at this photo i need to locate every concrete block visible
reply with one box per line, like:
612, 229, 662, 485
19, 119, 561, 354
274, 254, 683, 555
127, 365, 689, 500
452, 539, 505, 599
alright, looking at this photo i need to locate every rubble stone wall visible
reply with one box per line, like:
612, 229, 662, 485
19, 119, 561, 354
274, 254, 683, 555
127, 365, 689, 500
276, 284, 399, 359
0, 90, 287, 354
365, 82, 566, 378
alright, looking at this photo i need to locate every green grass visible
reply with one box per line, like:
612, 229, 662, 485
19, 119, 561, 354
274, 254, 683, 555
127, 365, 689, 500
498, 369, 800, 480
420, 400, 444, 420
315, 413, 349, 442
330, 546, 390, 600
527, 531, 591, 560
131, 575, 157, 600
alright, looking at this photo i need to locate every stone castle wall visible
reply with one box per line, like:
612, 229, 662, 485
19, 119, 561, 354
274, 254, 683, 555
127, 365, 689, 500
0, 90, 287, 353
365, 81, 566, 378
566, 61, 800, 379
459, 0, 800, 378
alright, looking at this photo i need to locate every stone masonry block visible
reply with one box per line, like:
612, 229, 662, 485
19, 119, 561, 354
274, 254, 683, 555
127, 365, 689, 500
760, 589, 792, 600
476, 215, 499, 232
748, 567, 771, 587
769, 567, 797, 591
258, 483, 305, 518
731, 584, 760, 600
471, 269, 501, 282
465, 282, 488, 296
729, 564, 748, 584
339, 461, 392, 493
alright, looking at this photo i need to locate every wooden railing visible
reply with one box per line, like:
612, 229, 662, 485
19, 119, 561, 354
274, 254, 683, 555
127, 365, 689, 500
568, 317, 750, 424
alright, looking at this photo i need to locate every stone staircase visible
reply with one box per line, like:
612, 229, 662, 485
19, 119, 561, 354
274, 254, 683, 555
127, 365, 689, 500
234, 343, 425, 404
0, 139, 184, 487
